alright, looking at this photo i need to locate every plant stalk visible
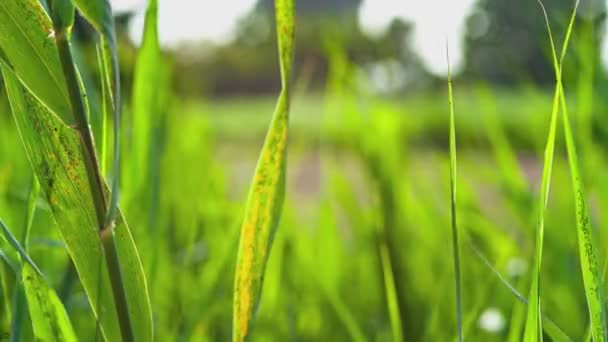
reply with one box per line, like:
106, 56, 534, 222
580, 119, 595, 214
55, 28, 134, 342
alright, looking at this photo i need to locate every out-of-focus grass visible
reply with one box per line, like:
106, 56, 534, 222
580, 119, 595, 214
194, 89, 581, 153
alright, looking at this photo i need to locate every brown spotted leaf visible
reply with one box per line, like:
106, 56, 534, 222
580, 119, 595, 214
232, 0, 295, 341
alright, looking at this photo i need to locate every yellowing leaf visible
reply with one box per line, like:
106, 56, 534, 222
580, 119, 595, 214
232, 0, 295, 341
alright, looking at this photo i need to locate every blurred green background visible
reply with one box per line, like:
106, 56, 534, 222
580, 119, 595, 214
3, 0, 608, 340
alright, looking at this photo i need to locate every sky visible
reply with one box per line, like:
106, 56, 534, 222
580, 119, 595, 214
111, 0, 606, 77
111, 0, 477, 76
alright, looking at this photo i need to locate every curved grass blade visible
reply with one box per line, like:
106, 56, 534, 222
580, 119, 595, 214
2, 64, 151, 342
446, 45, 463, 342
232, 0, 295, 340
0, 0, 71, 123
0, 219, 77, 342
539, 1, 607, 339
523, 1, 578, 339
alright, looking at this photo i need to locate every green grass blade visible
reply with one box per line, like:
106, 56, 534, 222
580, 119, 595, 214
0, 0, 71, 123
559, 72, 607, 342
523, 1, 579, 339
130, 0, 160, 193
232, 0, 295, 340
446, 45, 463, 342
9, 176, 39, 342
539, 1, 607, 339
378, 240, 404, 342
0, 219, 77, 341
0, 219, 40, 275
523, 82, 559, 342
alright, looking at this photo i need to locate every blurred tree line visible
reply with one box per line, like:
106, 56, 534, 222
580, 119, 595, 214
464, 0, 606, 84
75, 0, 607, 97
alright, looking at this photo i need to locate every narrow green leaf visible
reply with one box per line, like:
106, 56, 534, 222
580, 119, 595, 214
446, 45, 463, 342
0, 219, 76, 342
9, 278, 26, 342
232, 0, 295, 340
523, 1, 578, 339
0, 219, 40, 275
0, 0, 71, 123
130, 0, 160, 191
9, 176, 39, 342
378, 240, 404, 342
2, 65, 152, 342
540, 1, 607, 339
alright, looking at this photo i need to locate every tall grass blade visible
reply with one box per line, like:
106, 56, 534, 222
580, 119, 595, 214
523, 1, 578, 338
539, 1, 607, 339
0, 219, 77, 341
446, 45, 463, 342
129, 0, 161, 201
232, 0, 295, 340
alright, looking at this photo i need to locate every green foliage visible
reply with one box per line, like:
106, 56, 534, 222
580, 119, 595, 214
2, 0, 608, 341
0, 1, 151, 341
0, 0, 71, 123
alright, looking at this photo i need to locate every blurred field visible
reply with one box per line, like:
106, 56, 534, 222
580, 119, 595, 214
2, 83, 607, 340
2, 0, 608, 340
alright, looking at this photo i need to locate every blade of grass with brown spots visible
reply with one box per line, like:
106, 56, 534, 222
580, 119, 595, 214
540, 1, 607, 339
232, 0, 295, 341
